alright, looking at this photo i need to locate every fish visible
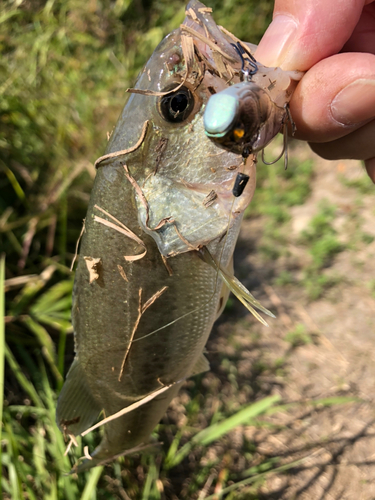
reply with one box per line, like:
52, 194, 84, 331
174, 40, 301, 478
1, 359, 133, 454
56, 0, 297, 472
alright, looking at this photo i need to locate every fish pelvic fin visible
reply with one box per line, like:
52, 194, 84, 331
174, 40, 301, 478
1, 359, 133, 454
191, 352, 210, 376
200, 247, 276, 327
56, 358, 102, 437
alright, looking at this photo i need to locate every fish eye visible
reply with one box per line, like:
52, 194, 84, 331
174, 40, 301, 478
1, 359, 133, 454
159, 86, 194, 123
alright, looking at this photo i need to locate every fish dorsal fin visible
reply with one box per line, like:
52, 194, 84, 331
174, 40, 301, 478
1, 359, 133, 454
56, 358, 102, 437
200, 247, 276, 327
191, 353, 210, 376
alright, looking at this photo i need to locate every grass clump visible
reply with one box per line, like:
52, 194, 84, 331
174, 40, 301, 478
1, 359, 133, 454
246, 154, 314, 218
299, 202, 343, 299
340, 172, 374, 195
284, 323, 312, 347
246, 151, 314, 260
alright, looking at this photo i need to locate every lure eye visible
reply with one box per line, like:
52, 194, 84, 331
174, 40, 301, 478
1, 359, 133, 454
159, 86, 194, 123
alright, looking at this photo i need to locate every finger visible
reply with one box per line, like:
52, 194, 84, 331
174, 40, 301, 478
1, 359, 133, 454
288, 52, 375, 143
364, 157, 375, 183
342, 3, 375, 53
309, 119, 375, 161
254, 0, 370, 70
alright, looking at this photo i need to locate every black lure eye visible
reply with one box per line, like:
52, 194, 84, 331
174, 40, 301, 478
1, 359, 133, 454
159, 86, 194, 123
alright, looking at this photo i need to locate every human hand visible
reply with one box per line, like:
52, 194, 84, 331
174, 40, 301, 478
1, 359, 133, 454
254, 0, 375, 182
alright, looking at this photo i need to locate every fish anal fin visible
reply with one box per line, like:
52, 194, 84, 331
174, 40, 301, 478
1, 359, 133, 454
191, 353, 210, 376
56, 358, 102, 437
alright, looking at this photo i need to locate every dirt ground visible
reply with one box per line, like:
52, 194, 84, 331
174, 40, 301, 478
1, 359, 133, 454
202, 145, 375, 499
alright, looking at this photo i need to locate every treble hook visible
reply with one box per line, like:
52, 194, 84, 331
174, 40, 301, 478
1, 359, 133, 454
261, 104, 296, 170
231, 42, 258, 81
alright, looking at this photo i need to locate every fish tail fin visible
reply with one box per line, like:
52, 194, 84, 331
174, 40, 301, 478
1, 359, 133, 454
200, 247, 276, 326
56, 358, 102, 437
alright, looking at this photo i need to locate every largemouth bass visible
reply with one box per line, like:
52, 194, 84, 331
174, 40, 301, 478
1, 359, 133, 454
56, 0, 299, 472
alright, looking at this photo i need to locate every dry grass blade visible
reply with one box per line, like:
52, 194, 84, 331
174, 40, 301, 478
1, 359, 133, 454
118, 287, 143, 381
94, 120, 149, 168
173, 224, 199, 251
186, 8, 198, 20
94, 216, 147, 261
181, 33, 195, 69
161, 254, 173, 276
70, 219, 85, 271
118, 286, 168, 380
123, 164, 149, 212
180, 25, 237, 63
123, 164, 174, 232
126, 27, 197, 97
94, 204, 147, 261
81, 379, 182, 437
117, 264, 128, 282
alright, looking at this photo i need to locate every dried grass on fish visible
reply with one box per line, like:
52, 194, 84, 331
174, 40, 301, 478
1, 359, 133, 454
94, 120, 149, 168
126, 34, 200, 97
70, 219, 85, 271
118, 286, 168, 381
80, 379, 184, 437
180, 25, 237, 63
93, 205, 147, 261
123, 164, 174, 231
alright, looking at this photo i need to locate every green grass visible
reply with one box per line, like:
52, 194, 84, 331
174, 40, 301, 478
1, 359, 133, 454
299, 201, 344, 299
245, 148, 314, 260
284, 323, 313, 347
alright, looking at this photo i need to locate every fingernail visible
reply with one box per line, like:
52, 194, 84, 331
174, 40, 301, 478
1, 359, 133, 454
331, 79, 375, 125
255, 15, 298, 68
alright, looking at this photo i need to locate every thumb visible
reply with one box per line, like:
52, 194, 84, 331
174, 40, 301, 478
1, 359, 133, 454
255, 0, 369, 71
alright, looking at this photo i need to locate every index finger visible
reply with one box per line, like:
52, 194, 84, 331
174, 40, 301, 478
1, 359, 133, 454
255, 0, 372, 70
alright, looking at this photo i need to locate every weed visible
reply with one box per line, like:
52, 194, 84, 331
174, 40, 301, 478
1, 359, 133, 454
340, 173, 374, 195
274, 270, 294, 286
298, 202, 344, 299
284, 324, 312, 347
246, 151, 314, 262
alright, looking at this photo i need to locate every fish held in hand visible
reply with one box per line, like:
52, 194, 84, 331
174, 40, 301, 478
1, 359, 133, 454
57, 0, 276, 472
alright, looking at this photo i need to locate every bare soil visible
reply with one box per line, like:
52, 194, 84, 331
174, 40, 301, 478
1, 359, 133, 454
201, 146, 375, 499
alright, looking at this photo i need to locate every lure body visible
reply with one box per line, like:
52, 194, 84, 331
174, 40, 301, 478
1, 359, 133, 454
204, 58, 303, 155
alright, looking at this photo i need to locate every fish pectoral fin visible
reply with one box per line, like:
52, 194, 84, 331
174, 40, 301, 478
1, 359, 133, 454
190, 353, 210, 376
56, 358, 102, 437
200, 246, 276, 327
